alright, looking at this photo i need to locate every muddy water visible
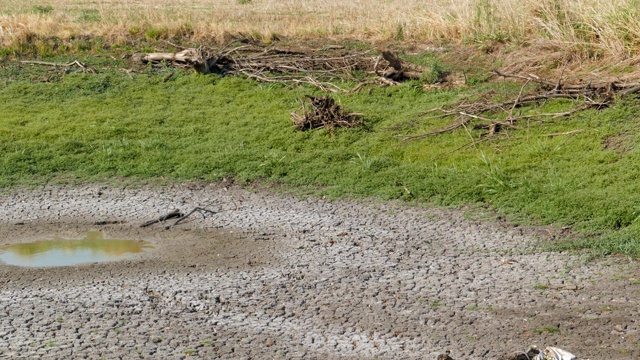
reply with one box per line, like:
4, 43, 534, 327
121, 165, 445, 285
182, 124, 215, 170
0, 231, 152, 267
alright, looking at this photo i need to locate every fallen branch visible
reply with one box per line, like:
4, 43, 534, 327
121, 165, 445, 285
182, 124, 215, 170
20, 60, 93, 73
169, 207, 218, 228
398, 117, 471, 141
140, 209, 183, 228
543, 129, 584, 137
21, 60, 84, 67
94, 220, 126, 226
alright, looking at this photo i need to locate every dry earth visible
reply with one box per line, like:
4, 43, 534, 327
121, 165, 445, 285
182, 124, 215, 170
0, 183, 638, 359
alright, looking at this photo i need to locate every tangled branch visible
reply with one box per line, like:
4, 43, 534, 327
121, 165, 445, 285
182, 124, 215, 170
398, 70, 640, 142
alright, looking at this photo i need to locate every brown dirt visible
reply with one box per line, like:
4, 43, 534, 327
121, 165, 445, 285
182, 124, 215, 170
0, 184, 638, 359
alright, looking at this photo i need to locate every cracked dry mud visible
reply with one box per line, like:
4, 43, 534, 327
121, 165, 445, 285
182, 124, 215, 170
0, 184, 638, 359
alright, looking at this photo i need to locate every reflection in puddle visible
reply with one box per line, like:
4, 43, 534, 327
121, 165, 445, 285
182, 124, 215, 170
0, 231, 153, 267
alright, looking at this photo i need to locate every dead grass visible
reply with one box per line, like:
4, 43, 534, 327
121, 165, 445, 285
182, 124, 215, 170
2, 0, 640, 69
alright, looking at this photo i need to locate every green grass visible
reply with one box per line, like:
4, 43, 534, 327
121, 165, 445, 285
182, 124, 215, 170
1, 55, 640, 257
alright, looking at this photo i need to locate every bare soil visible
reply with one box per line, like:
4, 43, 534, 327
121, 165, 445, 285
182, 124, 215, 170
0, 184, 638, 359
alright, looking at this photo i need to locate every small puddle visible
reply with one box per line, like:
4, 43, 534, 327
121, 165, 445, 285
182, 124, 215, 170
0, 231, 153, 267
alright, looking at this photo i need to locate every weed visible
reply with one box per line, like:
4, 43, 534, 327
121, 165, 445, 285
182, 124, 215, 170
421, 59, 445, 84
476, 152, 515, 194
32, 5, 53, 14
430, 300, 443, 308
77, 9, 100, 23
145, 27, 169, 41
352, 153, 373, 170
184, 349, 196, 355
394, 23, 405, 41
533, 326, 560, 334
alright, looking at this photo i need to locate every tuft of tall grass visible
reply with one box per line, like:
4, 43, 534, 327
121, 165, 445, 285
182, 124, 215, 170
2, 1, 640, 62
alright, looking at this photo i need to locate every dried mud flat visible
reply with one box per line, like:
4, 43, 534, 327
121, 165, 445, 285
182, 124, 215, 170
0, 184, 638, 359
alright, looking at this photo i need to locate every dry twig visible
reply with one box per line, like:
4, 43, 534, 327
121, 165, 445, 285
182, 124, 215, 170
20, 60, 94, 73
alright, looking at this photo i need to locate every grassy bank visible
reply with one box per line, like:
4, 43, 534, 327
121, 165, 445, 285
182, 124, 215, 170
1, 53, 640, 257
2, 0, 640, 64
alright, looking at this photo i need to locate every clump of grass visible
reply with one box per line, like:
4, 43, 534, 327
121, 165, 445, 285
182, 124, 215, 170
76, 8, 100, 23
145, 26, 169, 41
533, 326, 560, 334
31, 4, 53, 14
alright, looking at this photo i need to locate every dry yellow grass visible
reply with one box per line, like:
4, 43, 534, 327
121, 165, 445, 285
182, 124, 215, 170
1, 0, 640, 63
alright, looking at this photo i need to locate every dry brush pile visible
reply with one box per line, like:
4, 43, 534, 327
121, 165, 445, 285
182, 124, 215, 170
132, 41, 427, 92
133, 42, 429, 131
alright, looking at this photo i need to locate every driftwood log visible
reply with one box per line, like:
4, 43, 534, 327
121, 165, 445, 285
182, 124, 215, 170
132, 48, 214, 74
378, 51, 422, 81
